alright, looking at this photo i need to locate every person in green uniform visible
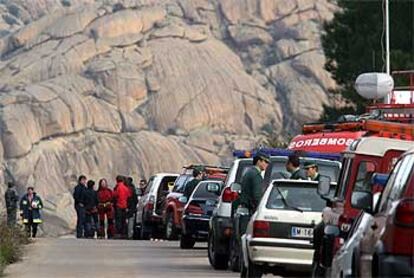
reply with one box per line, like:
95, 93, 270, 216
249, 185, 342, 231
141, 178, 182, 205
286, 154, 305, 180
183, 167, 204, 200
305, 161, 320, 181
239, 151, 270, 213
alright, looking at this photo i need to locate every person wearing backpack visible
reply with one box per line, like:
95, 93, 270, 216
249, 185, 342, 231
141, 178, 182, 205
5, 182, 18, 227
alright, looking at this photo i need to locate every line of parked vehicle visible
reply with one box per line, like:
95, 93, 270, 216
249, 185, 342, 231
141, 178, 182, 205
131, 133, 414, 278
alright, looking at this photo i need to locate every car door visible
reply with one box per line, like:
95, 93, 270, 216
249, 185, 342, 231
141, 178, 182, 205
136, 176, 156, 224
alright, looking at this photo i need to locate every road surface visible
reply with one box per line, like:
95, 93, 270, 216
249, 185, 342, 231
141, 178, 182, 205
4, 238, 308, 278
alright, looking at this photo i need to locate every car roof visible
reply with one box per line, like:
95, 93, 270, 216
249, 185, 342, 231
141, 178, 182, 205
154, 173, 179, 177
347, 137, 414, 157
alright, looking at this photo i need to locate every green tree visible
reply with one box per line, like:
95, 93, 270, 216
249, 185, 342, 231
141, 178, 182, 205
322, 0, 414, 121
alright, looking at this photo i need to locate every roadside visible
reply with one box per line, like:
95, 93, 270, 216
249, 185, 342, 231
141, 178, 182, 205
0, 223, 29, 276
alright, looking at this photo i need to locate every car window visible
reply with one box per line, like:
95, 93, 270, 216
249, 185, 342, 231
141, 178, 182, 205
193, 182, 222, 199
235, 161, 254, 183
379, 154, 414, 212
173, 175, 190, 192
353, 161, 376, 193
266, 184, 328, 212
144, 176, 155, 195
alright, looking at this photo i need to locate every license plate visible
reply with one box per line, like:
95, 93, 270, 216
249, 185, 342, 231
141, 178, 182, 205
291, 227, 313, 238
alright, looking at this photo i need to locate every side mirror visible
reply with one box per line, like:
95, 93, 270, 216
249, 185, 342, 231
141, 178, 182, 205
231, 182, 242, 193
317, 175, 331, 196
207, 183, 221, 195
351, 191, 373, 212
371, 173, 389, 188
178, 196, 188, 203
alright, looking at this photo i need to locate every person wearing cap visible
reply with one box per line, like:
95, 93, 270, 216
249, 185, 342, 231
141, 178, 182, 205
183, 167, 204, 200
239, 151, 270, 213
304, 162, 320, 181
5, 182, 18, 227
20, 186, 43, 238
286, 154, 306, 180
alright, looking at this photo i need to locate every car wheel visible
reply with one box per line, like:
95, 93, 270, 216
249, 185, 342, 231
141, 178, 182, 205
165, 212, 178, 240
247, 258, 262, 278
208, 232, 228, 270
229, 236, 241, 272
140, 219, 151, 240
180, 234, 195, 249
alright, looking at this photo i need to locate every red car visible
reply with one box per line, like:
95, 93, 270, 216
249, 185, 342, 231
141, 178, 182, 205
356, 147, 414, 277
162, 165, 228, 240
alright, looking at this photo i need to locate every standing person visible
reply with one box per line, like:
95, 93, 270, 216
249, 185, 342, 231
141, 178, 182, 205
239, 151, 270, 213
126, 177, 138, 239
113, 176, 131, 239
84, 180, 98, 238
183, 168, 203, 199
97, 179, 115, 239
138, 179, 147, 195
20, 187, 43, 238
5, 182, 18, 227
73, 175, 87, 238
286, 154, 306, 180
305, 162, 320, 181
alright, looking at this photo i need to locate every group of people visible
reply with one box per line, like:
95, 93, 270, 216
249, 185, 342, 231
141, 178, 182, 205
5, 182, 44, 238
73, 175, 147, 239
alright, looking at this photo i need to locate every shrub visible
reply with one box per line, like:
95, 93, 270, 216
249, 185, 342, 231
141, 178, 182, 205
0, 221, 29, 275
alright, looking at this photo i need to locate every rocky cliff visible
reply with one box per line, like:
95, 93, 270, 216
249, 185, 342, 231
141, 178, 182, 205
0, 0, 336, 235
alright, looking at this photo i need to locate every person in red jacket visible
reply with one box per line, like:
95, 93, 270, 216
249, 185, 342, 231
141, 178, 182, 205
113, 176, 131, 238
97, 179, 115, 239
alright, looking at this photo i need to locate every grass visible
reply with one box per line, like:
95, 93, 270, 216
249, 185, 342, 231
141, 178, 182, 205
0, 221, 29, 276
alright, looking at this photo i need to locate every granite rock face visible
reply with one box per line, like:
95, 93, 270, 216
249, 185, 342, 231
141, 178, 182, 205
0, 0, 336, 235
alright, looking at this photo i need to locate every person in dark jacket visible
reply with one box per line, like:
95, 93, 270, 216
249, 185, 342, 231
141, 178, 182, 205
113, 176, 131, 239
5, 182, 18, 227
183, 168, 203, 200
84, 180, 98, 238
126, 177, 138, 239
239, 151, 270, 213
20, 187, 43, 238
286, 154, 306, 180
97, 178, 115, 239
73, 175, 87, 238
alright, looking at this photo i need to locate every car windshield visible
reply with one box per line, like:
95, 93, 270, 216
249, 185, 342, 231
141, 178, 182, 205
193, 182, 222, 199
266, 183, 327, 212
266, 158, 341, 183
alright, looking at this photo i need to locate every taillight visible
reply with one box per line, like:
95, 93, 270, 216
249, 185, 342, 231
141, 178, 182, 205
185, 204, 203, 216
395, 199, 414, 226
222, 187, 239, 202
146, 196, 155, 211
253, 220, 270, 238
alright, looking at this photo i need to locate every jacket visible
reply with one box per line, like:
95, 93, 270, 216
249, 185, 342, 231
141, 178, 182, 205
84, 187, 98, 212
183, 178, 201, 199
20, 193, 43, 224
73, 183, 86, 206
113, 182, 131, 209
127, 185, 138, 214
239, 166, 263, 212
290, 168, 306, 180
97, 187, 113, 204
5, 187, 18, 209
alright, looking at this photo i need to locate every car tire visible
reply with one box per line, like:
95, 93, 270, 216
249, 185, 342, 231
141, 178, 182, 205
165, 212, 178, 240
133, 224, 141, 240
208, 232, 228, 270
229, 236, 241, 272
247, 258, 262, 278
180, 234, 195, 249
140, 219, 151, 240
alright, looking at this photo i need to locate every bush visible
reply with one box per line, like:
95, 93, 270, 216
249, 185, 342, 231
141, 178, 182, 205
0, 222, 29, 275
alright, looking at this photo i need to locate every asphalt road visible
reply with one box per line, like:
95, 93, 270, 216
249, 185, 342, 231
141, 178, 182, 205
4, 238, 308, 278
